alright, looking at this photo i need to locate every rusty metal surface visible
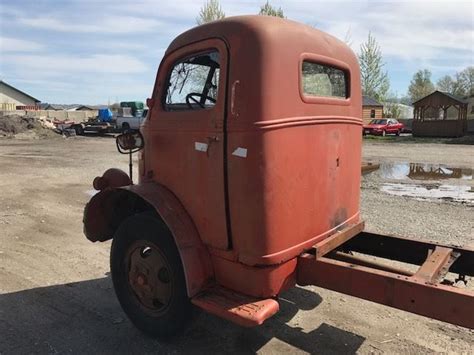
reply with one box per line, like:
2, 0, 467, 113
123, 183, 214, 297
144, 38, 230, 251
211, 255, 297, 298
342, 231, 474, 276
191, 285, 279, 327
126, 240, 172, 311
297, 253, 474, 329
312, 222, 364, 259
329, 251, 414, 277
413, 246, 458, 284
146, 15, 363, 267
83, 182, 213, 298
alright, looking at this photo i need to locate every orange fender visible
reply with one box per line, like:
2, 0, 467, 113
83, 181, 213, 297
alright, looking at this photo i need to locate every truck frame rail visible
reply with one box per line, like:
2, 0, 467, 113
297, 225, 474, 329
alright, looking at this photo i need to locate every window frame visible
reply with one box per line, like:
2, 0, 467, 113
299, 53, 351, 106
161, 49, 221, 112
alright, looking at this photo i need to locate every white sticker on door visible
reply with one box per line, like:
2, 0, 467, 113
195, 142, 208, 152
232, 147, 247, 158
194, 142, 207, 152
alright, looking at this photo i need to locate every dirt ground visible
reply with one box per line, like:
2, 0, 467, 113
0, 135, 473, 354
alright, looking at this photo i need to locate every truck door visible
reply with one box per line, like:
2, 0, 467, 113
147, 39, 229, 250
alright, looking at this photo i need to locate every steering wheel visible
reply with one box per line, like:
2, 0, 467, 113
185, 92, 216, 109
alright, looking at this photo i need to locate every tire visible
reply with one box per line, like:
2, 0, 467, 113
396, 130, 400, 136
73, 124, 84, 136
110, 212, 191, 338
121, 122, 130, 132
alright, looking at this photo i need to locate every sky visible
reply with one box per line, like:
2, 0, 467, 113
0, 0, 472, 104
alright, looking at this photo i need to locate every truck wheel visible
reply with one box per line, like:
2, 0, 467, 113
110, 212, 191, 338
396, 130, 400, 136
73, 124, 84, 136
122, 123, 130, 132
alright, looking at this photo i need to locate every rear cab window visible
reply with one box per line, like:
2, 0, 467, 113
301, 61, 349, 99
164, 51, 220, 111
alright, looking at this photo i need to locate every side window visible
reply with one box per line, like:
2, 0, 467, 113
164, 51, 220, 111
370, 109, 376, 118
302, 61, 348, 98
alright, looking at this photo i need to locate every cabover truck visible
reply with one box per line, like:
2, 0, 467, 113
83, 16, 474, 338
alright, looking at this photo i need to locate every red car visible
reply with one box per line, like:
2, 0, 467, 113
363, 118, 404, 136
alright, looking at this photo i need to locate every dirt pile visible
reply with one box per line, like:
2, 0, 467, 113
0, 114, 57, 138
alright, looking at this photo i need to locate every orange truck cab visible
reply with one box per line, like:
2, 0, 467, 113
84, 16, 473, 337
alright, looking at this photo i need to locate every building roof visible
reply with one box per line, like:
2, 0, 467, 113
0, 80, 41, 103
412, 90, 468, 105
363, 96, 383, 107
75, 105, 103, 110
41, 103, 79, 110
438, 91, 468, 104
40, 103, 105, 111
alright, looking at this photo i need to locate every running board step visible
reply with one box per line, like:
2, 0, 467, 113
191, 285, 279, 327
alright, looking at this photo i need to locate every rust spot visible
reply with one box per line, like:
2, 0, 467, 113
331, 207, 348, 228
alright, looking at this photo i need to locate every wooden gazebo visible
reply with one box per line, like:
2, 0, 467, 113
412, 91, 468, 137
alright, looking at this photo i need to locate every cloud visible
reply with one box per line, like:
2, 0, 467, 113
1, 0, 472, 103
2, 54, 148, 74
0, 36, 45, 52
316, 1, 473, 66
18, 15, 162, 34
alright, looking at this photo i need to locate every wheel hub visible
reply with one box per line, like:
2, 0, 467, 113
136, 273, 147, 286
126, 241, 173, 312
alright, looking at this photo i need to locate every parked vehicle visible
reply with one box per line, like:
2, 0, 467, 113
83, 16, 473, 337
120, 101, 145, 118
116, 108, 148, 132
363, 118, 404, 136
67, 104, 147, 135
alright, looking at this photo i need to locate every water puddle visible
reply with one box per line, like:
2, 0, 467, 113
381, 183, 474, 205
378, 162, 472, 181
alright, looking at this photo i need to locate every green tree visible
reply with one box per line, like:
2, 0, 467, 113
399, 95, 412, 106
384, 102, 402, 118
452, 66, 474, 97
358, 32, 390, 102
462, 66, 474, 96
196, 0, 225, 25
408, 69, 435, 103
259, 1, 285, 17
436, 75, 454, 93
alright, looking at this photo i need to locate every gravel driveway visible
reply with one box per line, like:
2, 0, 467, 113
0, 136, 473, 354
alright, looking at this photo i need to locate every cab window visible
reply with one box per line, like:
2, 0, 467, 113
302, 61, 348, 98
164, 51, 220, 111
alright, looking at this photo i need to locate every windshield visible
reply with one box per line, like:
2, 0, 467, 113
164, 51, 220, 110
370, 119, 387, 125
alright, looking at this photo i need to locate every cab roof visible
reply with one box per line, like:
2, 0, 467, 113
163, 15, 361, 124
166, 15, 355, 65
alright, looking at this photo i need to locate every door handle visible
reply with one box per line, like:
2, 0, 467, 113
206, 136, 219, 157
